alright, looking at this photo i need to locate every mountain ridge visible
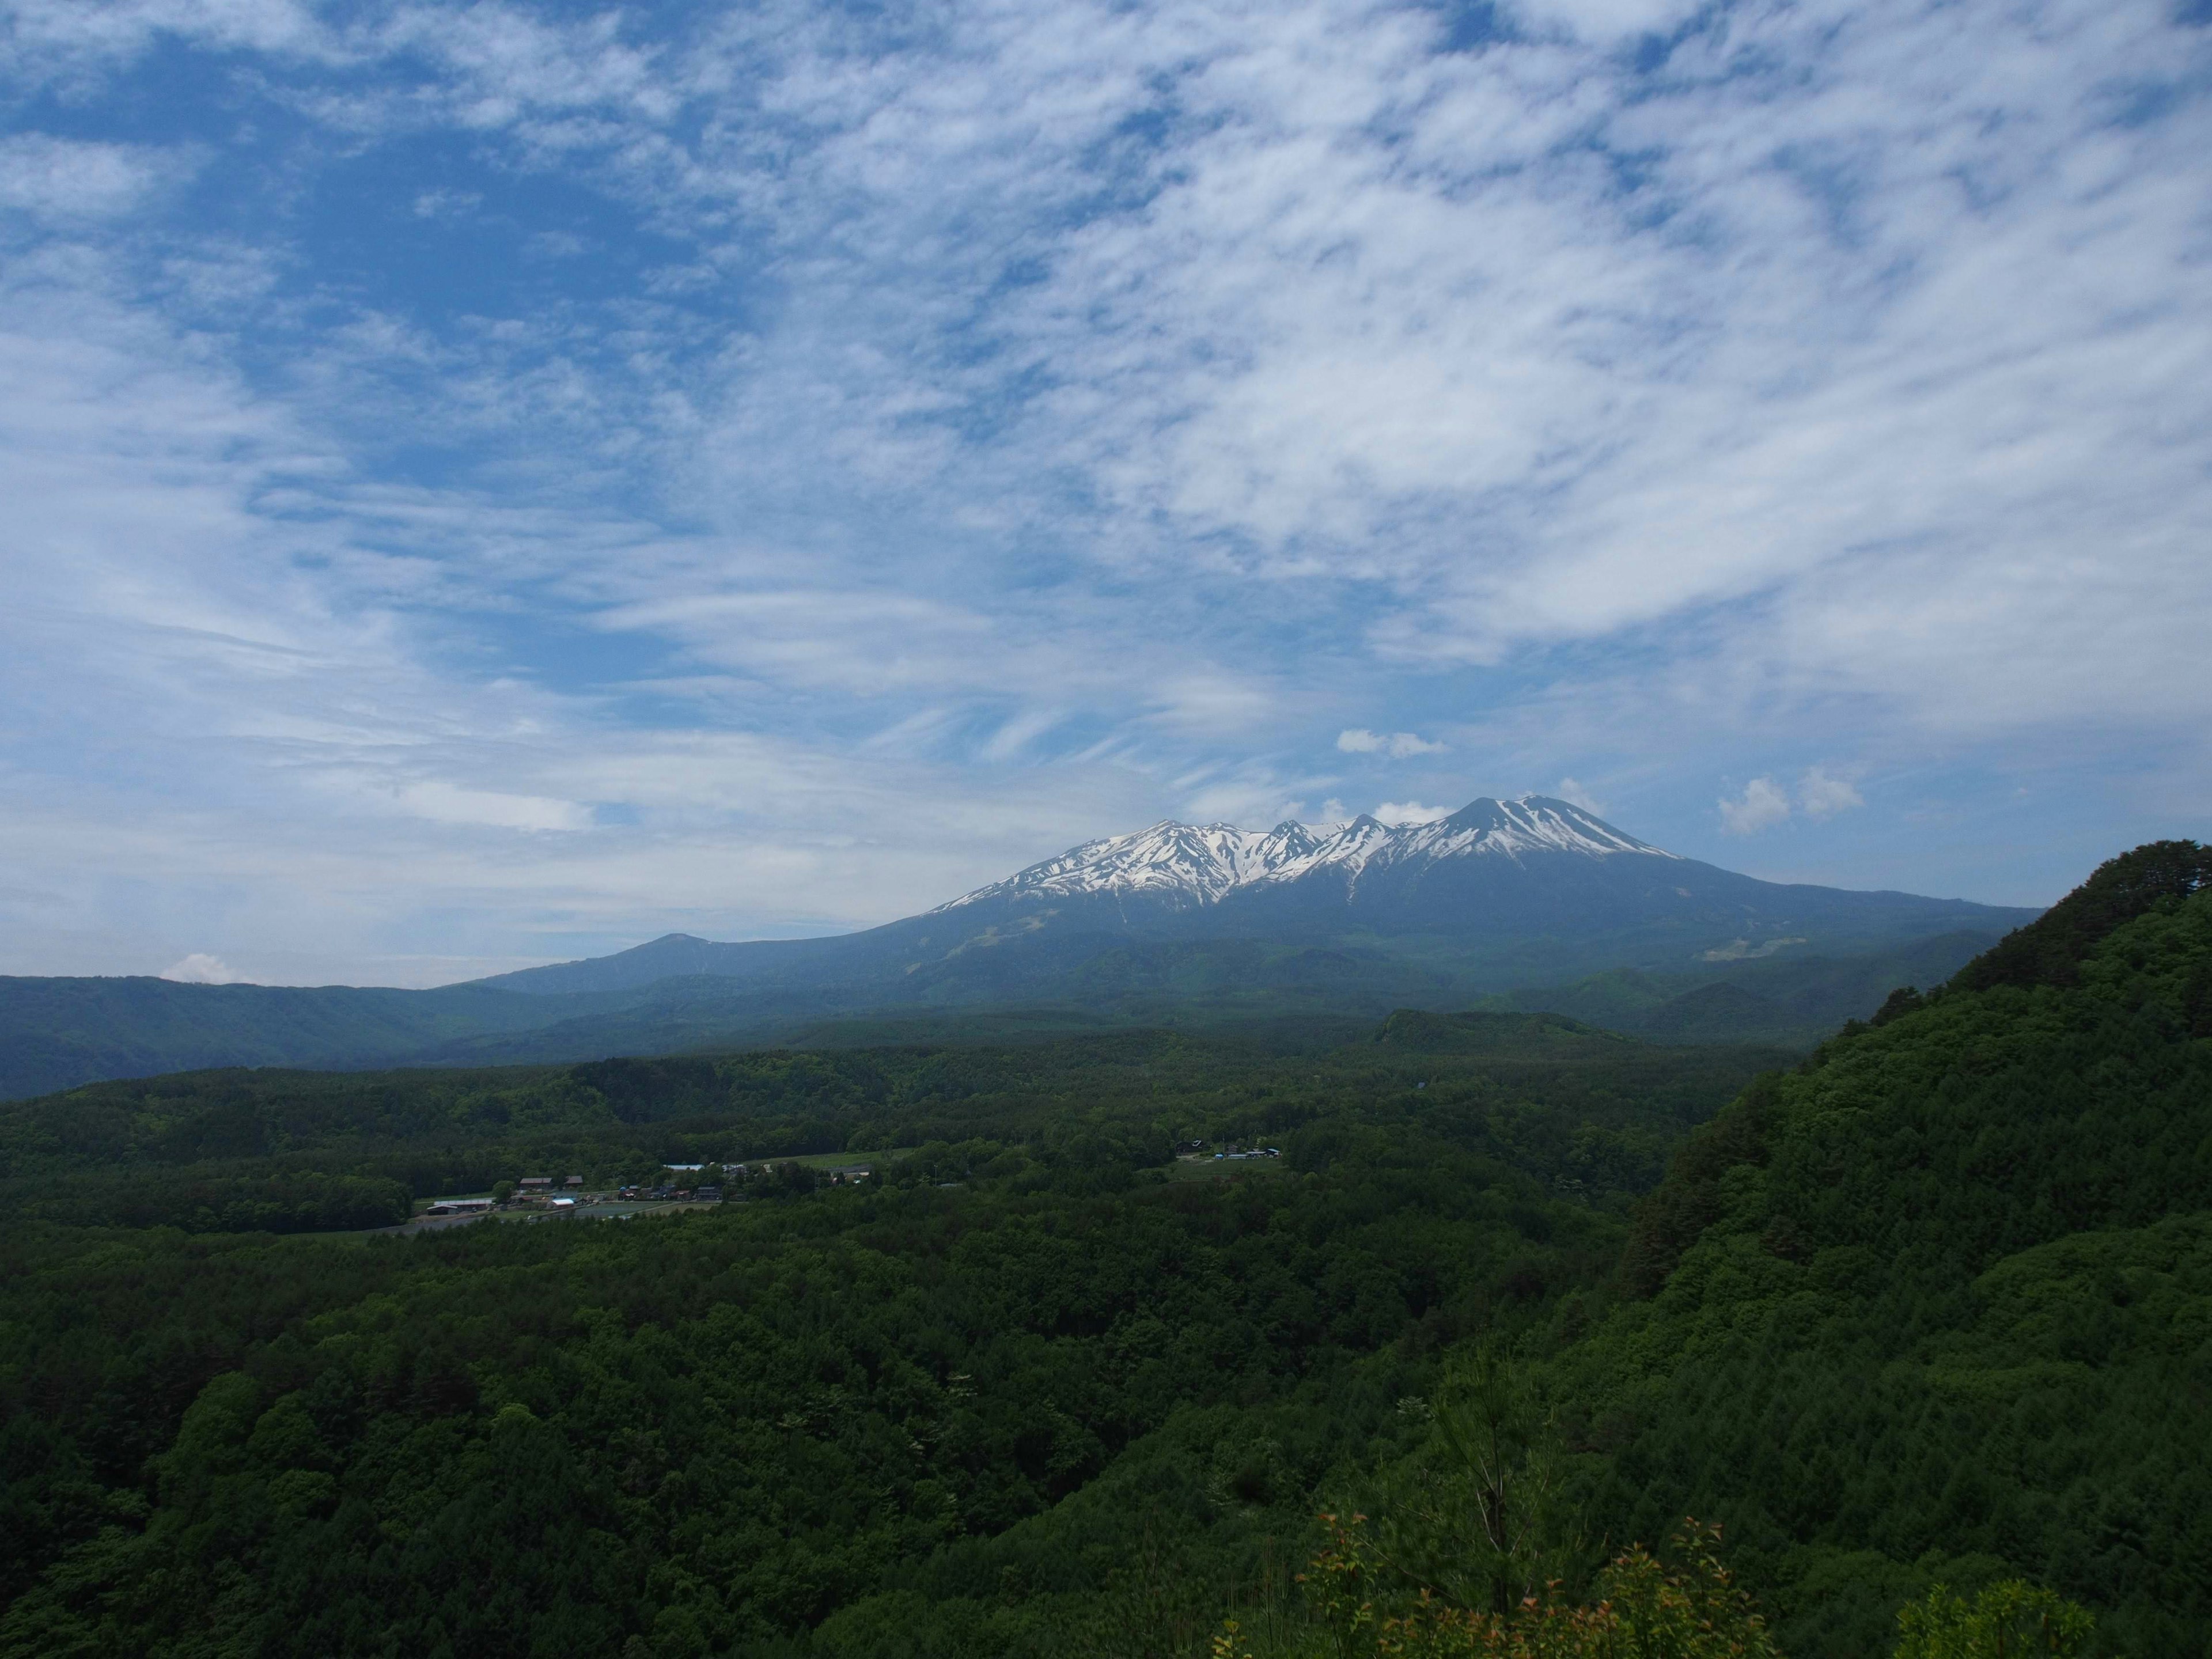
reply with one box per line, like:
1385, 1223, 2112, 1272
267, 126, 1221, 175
935, 795, 1672, 915
480, 793, 2027, 998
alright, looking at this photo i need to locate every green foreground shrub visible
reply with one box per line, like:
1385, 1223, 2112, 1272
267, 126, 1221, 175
1892, 1581, 2095, 1659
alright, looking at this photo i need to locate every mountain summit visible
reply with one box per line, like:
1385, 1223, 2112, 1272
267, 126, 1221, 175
938, 796, 1670, 916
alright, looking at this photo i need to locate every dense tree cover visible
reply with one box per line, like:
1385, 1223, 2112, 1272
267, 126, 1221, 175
17, 1169, 414, 1234
0, 1022, 1786, 1231
1284, 1516, 1782, 1659
0, 1121, 1616, 1656
1947, 840, 2211, 997
0, 1018, 1778, 1657
1212, 1541, 2092, 1659
0, 846, 2202, 1657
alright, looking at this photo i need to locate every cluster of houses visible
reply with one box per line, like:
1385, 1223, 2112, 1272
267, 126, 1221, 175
1175, 1141, 1282, 1162
418, 1157, 881, 1222
616, 1183, 722, 1203
510, 1176, 589, 1210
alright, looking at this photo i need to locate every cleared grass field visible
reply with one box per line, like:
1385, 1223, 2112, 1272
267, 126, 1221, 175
779, 1149, 900, 1169
1164, 1154, 1294, 1183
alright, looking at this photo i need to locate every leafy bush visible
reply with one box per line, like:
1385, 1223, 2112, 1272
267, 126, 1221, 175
1892, 1582, 2094, 1659
1290, 1516, 1777, 1658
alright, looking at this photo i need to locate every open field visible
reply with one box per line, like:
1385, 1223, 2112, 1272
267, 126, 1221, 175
779, 1148, 900, 1169
1164, 1153, 1294, 1183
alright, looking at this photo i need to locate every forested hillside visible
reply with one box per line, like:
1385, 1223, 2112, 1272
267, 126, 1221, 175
1548, 840, 2212, 1657
0, 843, 2202, 1658
0, 1020, 1776, 1234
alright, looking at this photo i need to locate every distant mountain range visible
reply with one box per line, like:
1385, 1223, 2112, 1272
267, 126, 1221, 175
0, 796, 2041, 1097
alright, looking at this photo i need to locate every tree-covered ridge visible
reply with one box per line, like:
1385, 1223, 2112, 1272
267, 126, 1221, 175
1946, 838, 2212, 997
0, 1024, 1785, 1237
1547, 852, 2212, 1656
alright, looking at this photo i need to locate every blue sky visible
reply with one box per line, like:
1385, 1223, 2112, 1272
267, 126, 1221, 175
2, 0, 2207, 986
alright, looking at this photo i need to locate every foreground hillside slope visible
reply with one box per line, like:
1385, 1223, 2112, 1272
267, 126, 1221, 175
1548, 840, 2212, 1657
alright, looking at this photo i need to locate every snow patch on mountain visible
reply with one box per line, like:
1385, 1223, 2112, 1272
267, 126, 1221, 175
933, 795, 1677, 913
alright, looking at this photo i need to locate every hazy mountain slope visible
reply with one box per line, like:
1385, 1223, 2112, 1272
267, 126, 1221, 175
0, 978, 644, 1101
400, 930, 1991, 1073
464, 930, 858, 997
1369, 1008, 1638, 1057
1483, 928, 2005, 1047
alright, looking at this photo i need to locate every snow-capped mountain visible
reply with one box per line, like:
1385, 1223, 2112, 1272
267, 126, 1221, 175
474, 793, 2037, 1002
935, 796, 1672, 915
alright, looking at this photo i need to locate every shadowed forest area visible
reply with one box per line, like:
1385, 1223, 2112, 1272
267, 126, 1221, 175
0, 844, 2205, 1657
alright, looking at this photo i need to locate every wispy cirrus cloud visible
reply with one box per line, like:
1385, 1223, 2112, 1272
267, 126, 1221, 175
0, 0, 2203, 980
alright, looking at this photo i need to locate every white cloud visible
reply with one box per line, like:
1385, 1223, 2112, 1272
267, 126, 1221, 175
1373, 800, 1453, 825
1552, 778, 1605, 814
0, 0, 327, 85
0, 134, 183, 219
1718, 777, 1793, 836
1798, 766, 1865, 821
162, 952, 239, 984
909, 0, 2212, 749
1338, 728, 1446, 757
412, 187, 482, 219
390, 782, 592, 834
1717, 767, 1866, 834
1511, 0, 1701, 40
